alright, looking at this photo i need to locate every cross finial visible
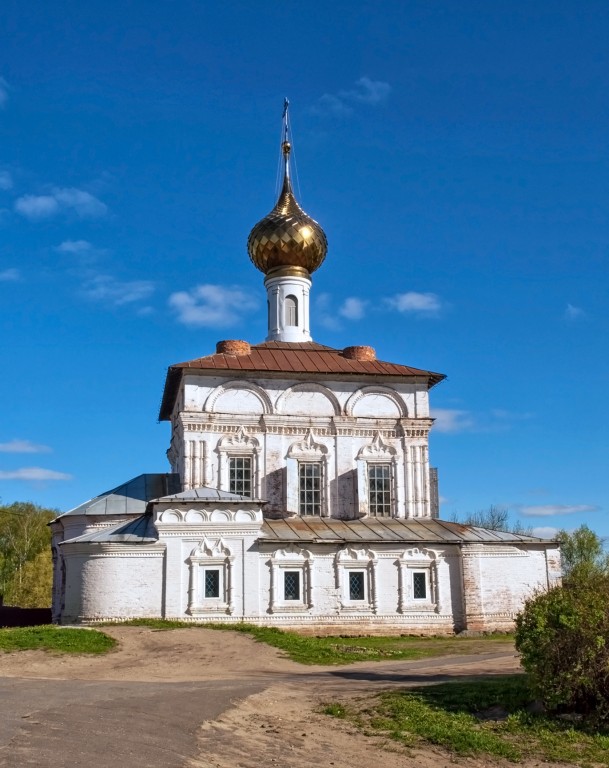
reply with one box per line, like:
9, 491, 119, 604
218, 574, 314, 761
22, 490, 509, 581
282, 98, 291, 154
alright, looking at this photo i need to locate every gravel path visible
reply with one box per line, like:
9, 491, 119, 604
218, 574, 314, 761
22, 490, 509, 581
0, 626, 525, 768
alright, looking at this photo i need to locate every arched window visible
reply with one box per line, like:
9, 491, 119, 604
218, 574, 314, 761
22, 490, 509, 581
285, 295, 298, 326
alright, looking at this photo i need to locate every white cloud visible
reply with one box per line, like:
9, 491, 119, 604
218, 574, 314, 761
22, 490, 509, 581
0, 439, 51, 453
56, 239, 94, 254
431, 406, 534, 435
387, 291, 442, 316
565, 303, 584, 321
0, 268, 20, 282
313, 76, 391, 117
0, 77, 8, 108
169, 284, 258, 328
81, 274, 154, 306
314, 292, 341, 330
313, 94, 353, 118
339, 297, 367, 320
15, 194, 59, 219
15, 187, 107, 220
53, 188, 107, 217
519, 504, 599, 517
431, 408, 475, 433
339, 76, 392, 105
531, 526, 560, 539
0, 467, 71, 481
56, 239, 104, 265
490, 409, 534, 421
0, 170, 13, 190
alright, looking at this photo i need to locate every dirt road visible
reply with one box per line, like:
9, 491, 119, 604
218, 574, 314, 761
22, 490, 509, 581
0, 626, 522, 768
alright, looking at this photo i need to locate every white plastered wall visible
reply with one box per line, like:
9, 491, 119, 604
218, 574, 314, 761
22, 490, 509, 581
171, 373, 435, 519
60, 543, 164, 622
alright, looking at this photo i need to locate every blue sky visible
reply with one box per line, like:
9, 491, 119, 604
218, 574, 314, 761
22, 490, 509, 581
1, 1, 607, 539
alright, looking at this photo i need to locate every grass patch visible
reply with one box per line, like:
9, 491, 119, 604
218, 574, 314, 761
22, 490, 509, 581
325, 675, 609, 765
321, 702, 350, 718
0, 625, 116, 654
115, 618, 512, 666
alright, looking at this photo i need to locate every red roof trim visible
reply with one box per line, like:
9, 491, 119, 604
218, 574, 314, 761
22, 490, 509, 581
159, 341, 446, 421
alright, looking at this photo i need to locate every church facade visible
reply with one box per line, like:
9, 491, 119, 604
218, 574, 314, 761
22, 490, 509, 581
51, 109, 560, 633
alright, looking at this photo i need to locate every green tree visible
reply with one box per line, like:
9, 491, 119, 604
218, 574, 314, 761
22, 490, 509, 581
557, 524, 609, 581
0, 502, 56, 607
516, 525, 609, 725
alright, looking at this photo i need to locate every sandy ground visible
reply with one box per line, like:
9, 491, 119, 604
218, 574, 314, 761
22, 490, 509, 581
0, 627, 565, 768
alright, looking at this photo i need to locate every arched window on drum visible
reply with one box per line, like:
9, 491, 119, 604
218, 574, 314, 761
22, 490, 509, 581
285, 295, 298, 326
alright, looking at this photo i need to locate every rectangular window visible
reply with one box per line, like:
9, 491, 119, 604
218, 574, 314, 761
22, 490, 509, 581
368, 463, 392, 517
349, 571, 365, 601
204, 569, 220, 599
229, 456, 252, 497
299, 462, 322, 515
284, 571, 301, 601
412, 571, 427, 600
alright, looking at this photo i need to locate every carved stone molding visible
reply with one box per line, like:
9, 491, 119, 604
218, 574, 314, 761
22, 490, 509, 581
157, 507, 262, 524
356, 431, 397, 460
286, 429, 328, 460
216, 425, 260, 452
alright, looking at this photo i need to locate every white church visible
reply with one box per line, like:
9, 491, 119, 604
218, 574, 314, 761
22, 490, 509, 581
51, 108, 560, 633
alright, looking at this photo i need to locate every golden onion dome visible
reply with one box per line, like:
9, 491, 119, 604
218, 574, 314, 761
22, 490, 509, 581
248, 127, 328, 277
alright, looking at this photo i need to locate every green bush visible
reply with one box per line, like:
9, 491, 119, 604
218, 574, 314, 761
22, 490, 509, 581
515, 573, 609, 724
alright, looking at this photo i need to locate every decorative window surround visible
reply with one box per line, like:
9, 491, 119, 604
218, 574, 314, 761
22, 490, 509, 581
356, 432, 399, 518
397, 548, 439, 613
286, 430, 329, 516
335, 546, 378, 613
216, 427, 260, 498
187, 538, 235, 616
268, 545, 313, 613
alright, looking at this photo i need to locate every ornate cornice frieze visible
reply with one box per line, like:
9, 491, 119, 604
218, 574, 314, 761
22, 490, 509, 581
180, 422, 430, 439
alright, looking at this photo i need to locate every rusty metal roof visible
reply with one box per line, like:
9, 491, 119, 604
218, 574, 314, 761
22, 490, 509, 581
159, 342, 446, 421
259, 517, 549, 544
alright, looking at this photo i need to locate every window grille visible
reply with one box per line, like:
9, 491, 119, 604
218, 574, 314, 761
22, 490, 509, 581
368, 463, 392, 517
349, 571, 365, 601
299, 462, 322, 515
204, 569, 220, 599
229, 456, 252, 497
284, 571, 301, 601
413, 572, 427, 600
